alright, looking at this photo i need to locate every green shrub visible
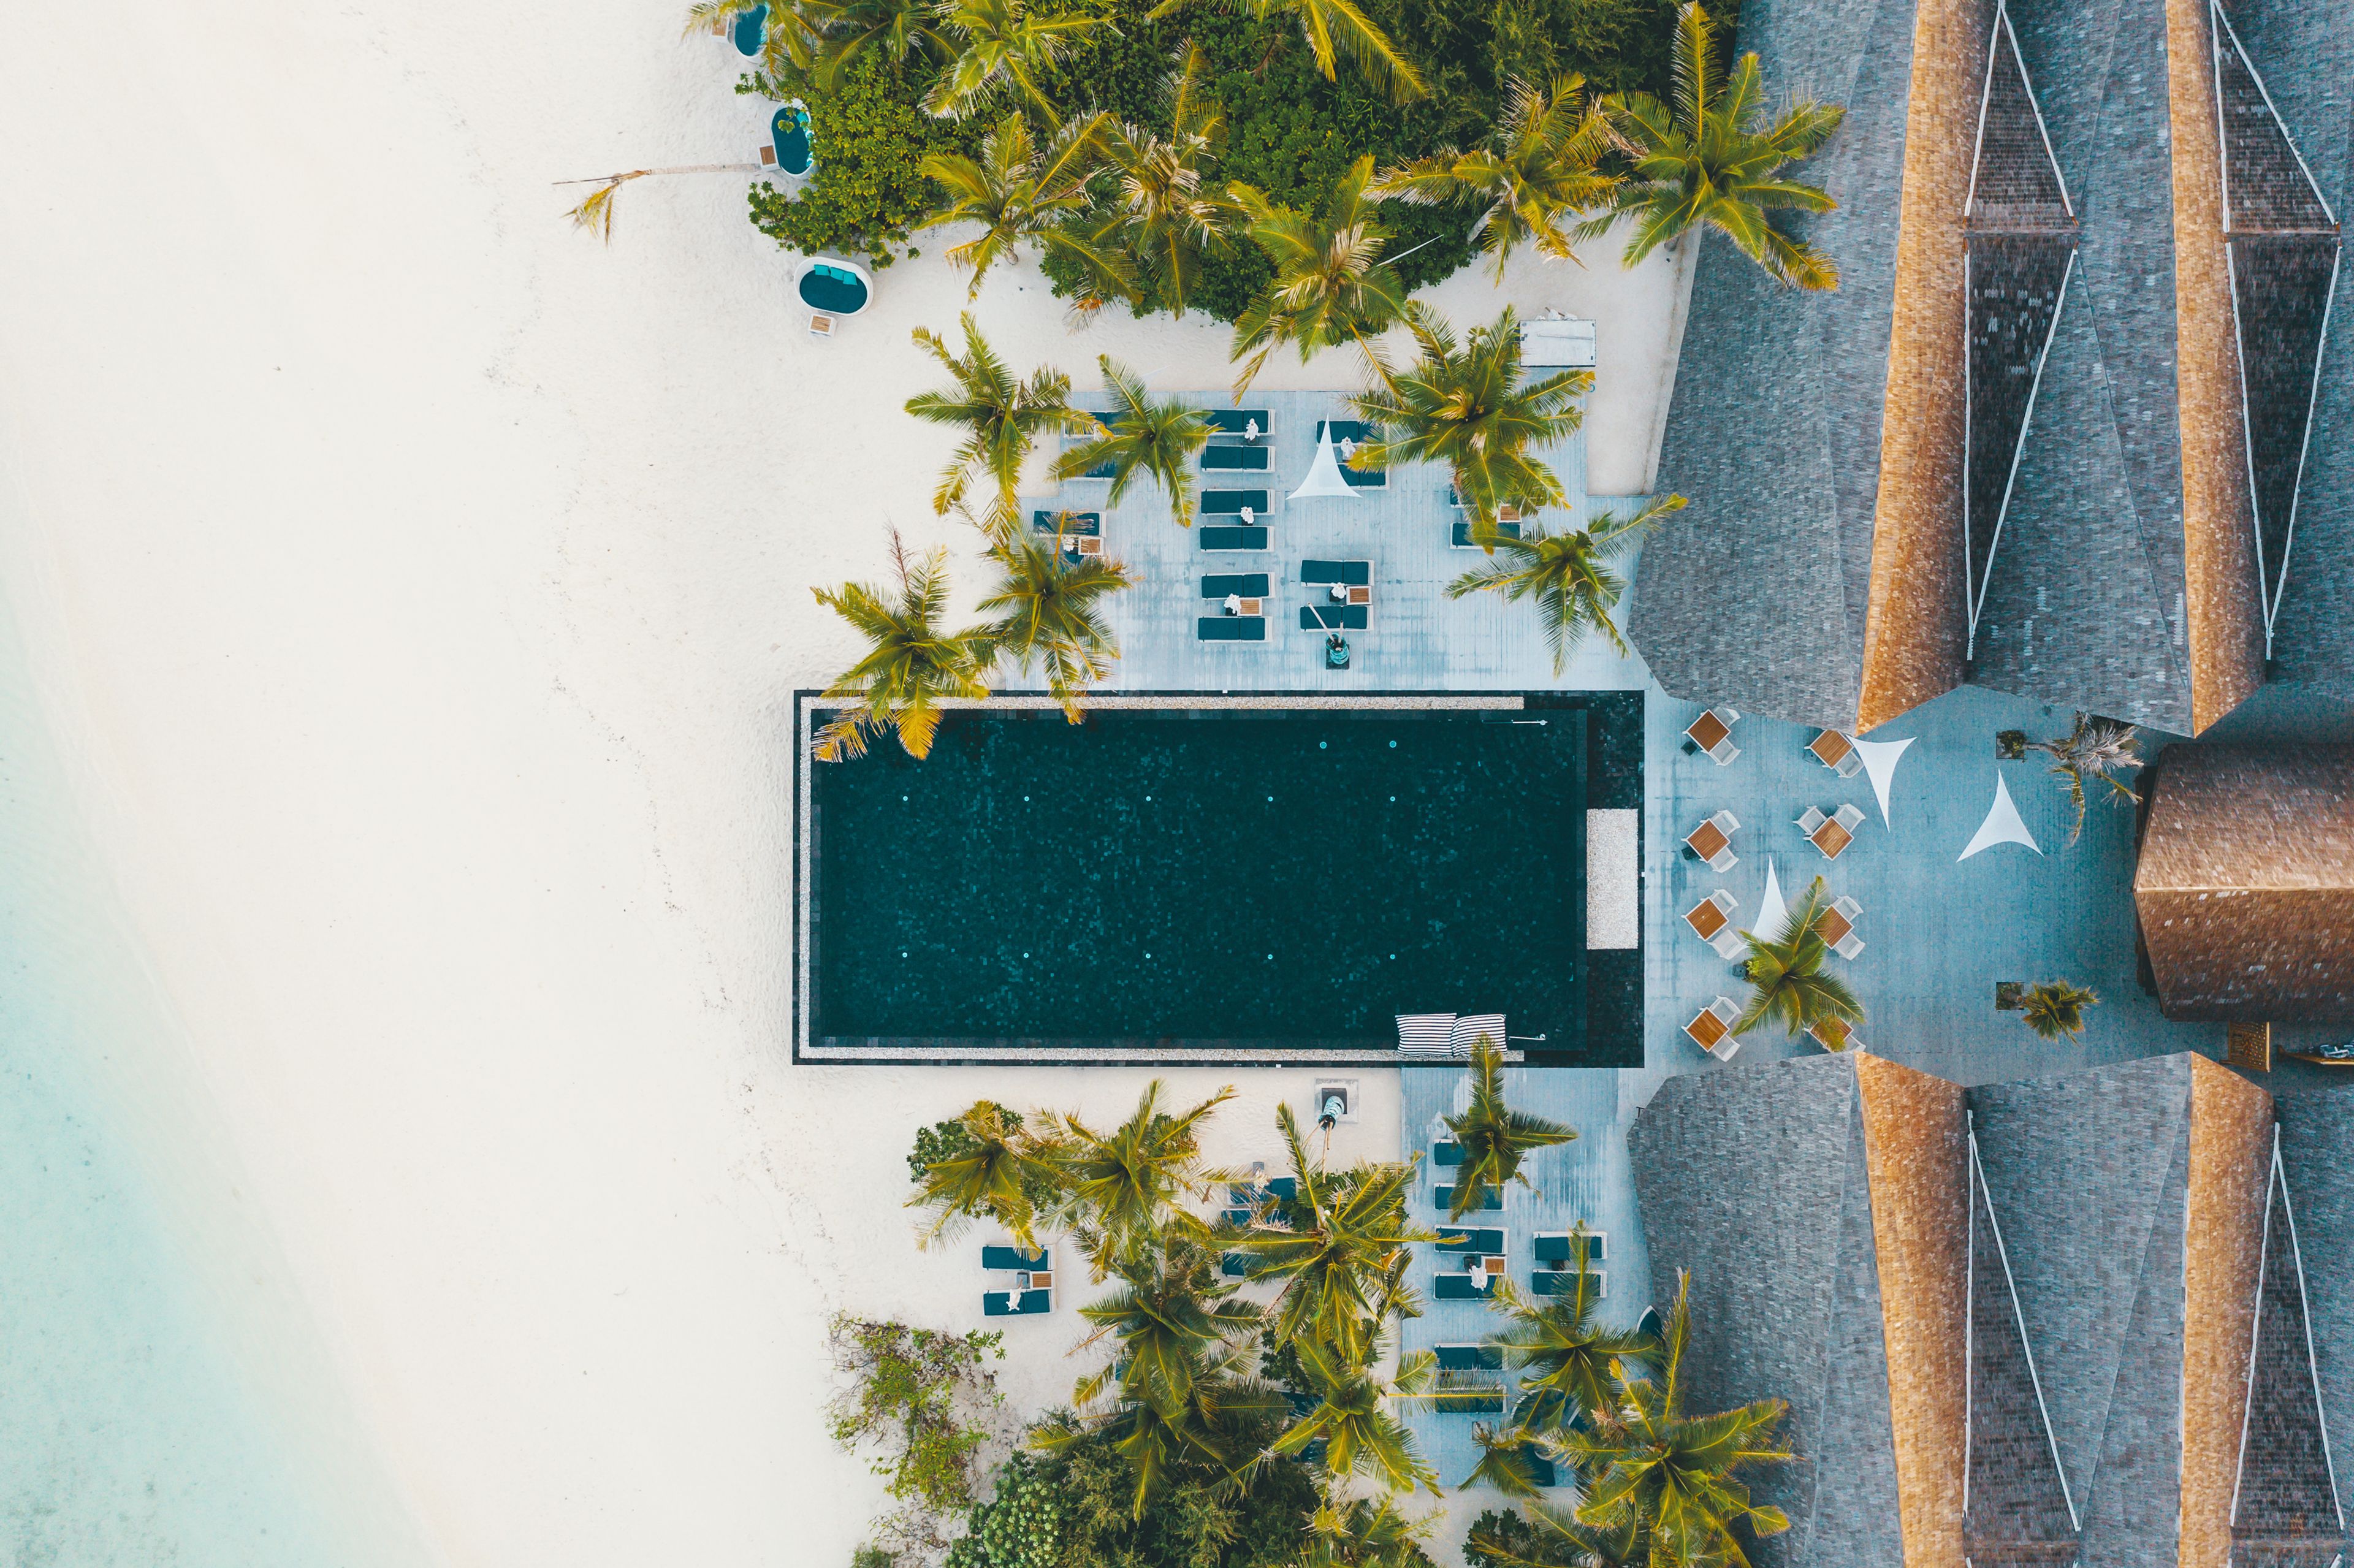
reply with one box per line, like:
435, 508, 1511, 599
1463, 1509, 1550, 1568
908, 1103, 1024, 1184
826, 1315, 1006, 1518
851, 1548, 896, 1568
744, 58, 976, 269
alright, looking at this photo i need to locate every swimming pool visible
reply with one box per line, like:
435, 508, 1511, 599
798, 259, 868, 314
796, 698, 1632, 1064
771, 104, 812, 177
731, 4, 766, 55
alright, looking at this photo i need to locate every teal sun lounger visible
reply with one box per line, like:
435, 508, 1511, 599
1200, 525, 1269, 550
1198, 616, 1267, 642
983, 1288, 1054, 1316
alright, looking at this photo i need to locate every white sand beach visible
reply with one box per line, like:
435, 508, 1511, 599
0, 1, 1685, 1562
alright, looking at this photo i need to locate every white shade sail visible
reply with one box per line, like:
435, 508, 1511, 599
1960, 772, 2041, 860
1287, 428, 1360, 501
1854, 736, 1915, 828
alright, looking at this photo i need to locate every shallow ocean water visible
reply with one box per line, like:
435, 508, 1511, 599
0, 583, 426, 1567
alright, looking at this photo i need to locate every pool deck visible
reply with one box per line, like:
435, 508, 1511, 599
1018, 386, 2312, 1498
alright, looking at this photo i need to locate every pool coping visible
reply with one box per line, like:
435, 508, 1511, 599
791, 691, 1626, 1065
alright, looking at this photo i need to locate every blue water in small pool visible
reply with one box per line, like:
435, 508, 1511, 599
732, 4, 766, 55
0, 576, 427, 1563
771, 107, 811, 176
799, 264, 867, 313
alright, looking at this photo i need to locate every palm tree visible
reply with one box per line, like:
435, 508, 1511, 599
1446, 495, 1688, 671
1733, 875, 1864, 1041
684, 0, 825, 77
1371, 75, 1621, 278
1349, 303, 1590, 532
810, 530, 990, 761
2020, 980, 2099, 1040
1269, 1334, 1441, 1494
904, 313, 1076, 516
1487, 1239, 1656, 1439
1083, 46, 1235, 316
1051, 1081, 1236, 1274
977, 532, 1132, 719
2026, 713, 2141, 845
1227, 1105, 1431, 1362
1075, 1239, 1263, 1410
1038, 1337, 1288, 1515
921, 0, 1100, 119
1591, 2, 1846, 289
1055, 357, 1213, 526
1228, 157, 1409, 397
802, 0, 954, 80
1460, 1423, 1548, 1499
1464, 1501, 1639, 1567
906, 1099, 1060, 1246
1150, 0, 1426, 102
556, 162, 766, 242
920, 113, 1125, 296
1557, 1271, 1793, 1561
1442, 1035, 1576, 1220
1302, 1491, 1436, 1568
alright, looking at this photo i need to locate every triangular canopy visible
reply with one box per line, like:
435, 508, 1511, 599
1288, 428, 1360, 501
1854, 736, 1914, 828
1961, 772, 2041, 860
1754, 858, 1788, 940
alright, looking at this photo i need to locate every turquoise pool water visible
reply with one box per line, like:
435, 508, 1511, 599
798, 262, 867, 314
807, 709, 1589, 1048
731, 4, 766, 56
0, 584, 425, 1564
771, 107, 810, 176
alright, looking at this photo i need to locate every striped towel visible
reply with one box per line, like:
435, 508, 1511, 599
1451, 1014, 1506, 1056
1396, 1013, 1456, 1057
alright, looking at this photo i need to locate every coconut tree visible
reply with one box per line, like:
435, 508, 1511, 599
1052, 1081, 1237, 1274
1227, 1105, 1431, 1362
1590, 2, 1846, 289
904, 314, 1076, 517
1446, 495, 1688, 670
906, 1099, 1061, 1246
1302, 1492, 1437, 1568
1268, 1334, 1441, 1494
1487, 1238, 1656, 1440
1054, 357, 1214, 527
810, 531, 991, 761
1464, 1501, 1640, 1567
976, 533, 1132, 720
1080, 46, 1236, 316
2019, 980, 2099, 1041
1734, 875, 1864, 1042
556, 162, 767, 242
1151, 0, 1425, 102
802, 0, 954, 79
1038, 1337, 1289, 1515
921, 0, 1100, 118
1228, 156, 1409, 398
1371, 75, 1621, 279
1074, 1239, 1263, 1410
2026, 713, 2141, 845
1442, 1035, 1577, 1220
1349, 303, 1590, 532
1556, 1271, 1793, 1561
1459, 1423, 1549, 1499
920, 112, 1126, 296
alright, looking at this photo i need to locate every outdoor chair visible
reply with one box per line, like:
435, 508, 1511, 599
1707, 891, 1746, 960
1832, 931, 1865, 961
1707, 738, 1740, 766
1796, 805, 1828, 836
1710, 809, 1740, 835
1705, 995, 1742, 1064
1832, 895, 1862, 922
1832, 802, 1865, 832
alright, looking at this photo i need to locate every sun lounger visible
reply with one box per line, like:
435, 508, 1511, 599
1434, 1185, 1505, 1212
1221, 1252, 1251, 1278
1434, 1273, 1498, 1301
1199, 525, 1269, 551
1197, 615, 1267, 641
1202, 489, 1268, 516
1452, 519, 1522, 547
1300, 559, 1373, 586
1204, 409, 1270, 437
1533, 1231, 1606, 1265
1032, 509, 1101, 537
1431, 1371, 1507, 1413
1432, 1140, 1466, 1167
1314, 421, 1385, 486
1301, 605, 1369, 630
1202, 574, 1270, 599
980, 1245, 1048, 1271
1436, 1227, 1506, 1253
1434, 1344, 1504, 1371
1532, 1269, 1606, 1298
1202, 447, 1270, 471
981, 1287, 1054, 1316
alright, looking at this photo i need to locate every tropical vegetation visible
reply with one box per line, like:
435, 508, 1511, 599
906, 313, 1078, 517
1441, 1035, 1576, 1220
811, 530, 991, 760
2027, 713, 2143, 845
1734, 873, 1865, 1044
1446, 494, 1688, 671
2019, 979, 2099, 1041
826, 1314, 1010, 1560
1054, 357, 1213, 525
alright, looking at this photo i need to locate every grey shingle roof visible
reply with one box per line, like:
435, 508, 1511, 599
1964, 1138, 2080, 1564
1631, 0, 1921, 731
2274, 1089, 2354, 1551
1965, 1056, 2195, 1562
2231, 1152, 2347, 1564
1628, 1054, 1906, 1566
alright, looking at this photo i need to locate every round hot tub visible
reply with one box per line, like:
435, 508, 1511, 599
731, 4, 766, 56
771, 101, 813, 178
798, 257, 871, 317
